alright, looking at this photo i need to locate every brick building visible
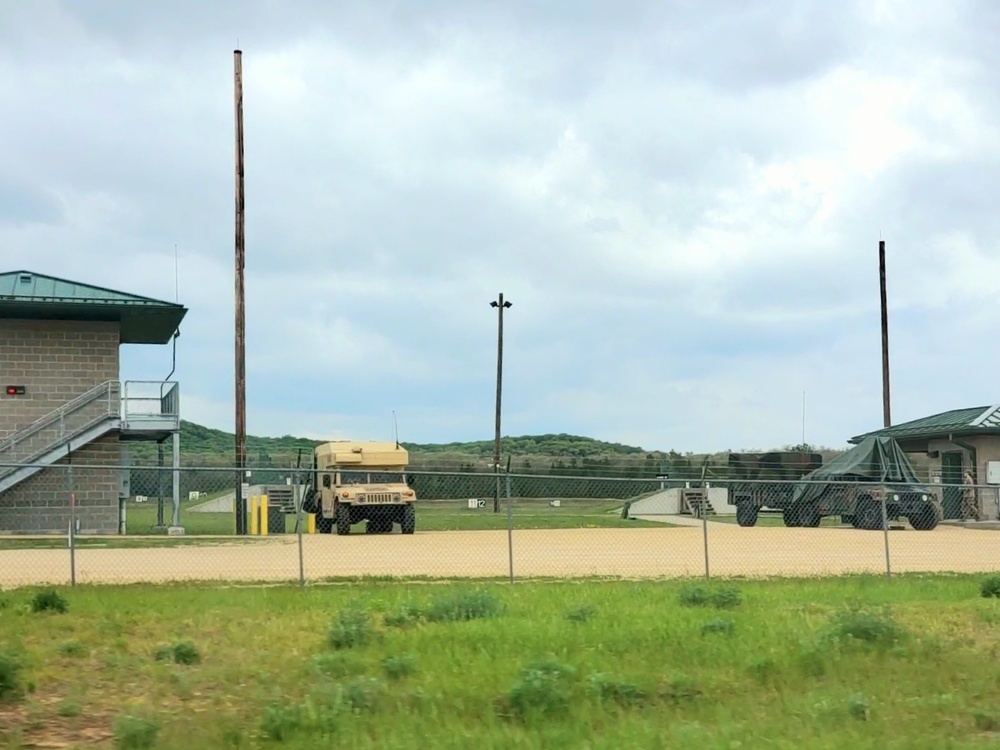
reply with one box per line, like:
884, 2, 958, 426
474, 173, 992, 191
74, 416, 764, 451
0, 270, 187, 534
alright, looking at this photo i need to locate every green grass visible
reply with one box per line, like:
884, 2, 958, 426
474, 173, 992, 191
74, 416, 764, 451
1, 574, 1000, 748
122, 499, 669, 536
711, 512, 845, 527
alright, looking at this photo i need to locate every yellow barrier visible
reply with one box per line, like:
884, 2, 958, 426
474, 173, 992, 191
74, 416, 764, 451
307, 513, 316, 534
248, 495, 270, 535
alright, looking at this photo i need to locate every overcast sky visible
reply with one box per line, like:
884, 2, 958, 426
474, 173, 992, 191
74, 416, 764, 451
2, 0, 999, 453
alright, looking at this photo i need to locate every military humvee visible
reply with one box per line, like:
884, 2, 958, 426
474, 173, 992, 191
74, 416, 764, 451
301, 440, 416, 535
729, 437, 941, 530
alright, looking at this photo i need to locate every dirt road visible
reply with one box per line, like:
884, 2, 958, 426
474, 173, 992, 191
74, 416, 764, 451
1, 524, 998, 588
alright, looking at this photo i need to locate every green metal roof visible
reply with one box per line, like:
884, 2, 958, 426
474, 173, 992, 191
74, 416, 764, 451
849, 405, 1000, 444
0, 270, 187, 344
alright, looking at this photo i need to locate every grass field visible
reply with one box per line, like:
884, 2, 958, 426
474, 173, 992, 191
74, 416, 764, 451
121, 499, 671, 536
2, 574, 1000, 748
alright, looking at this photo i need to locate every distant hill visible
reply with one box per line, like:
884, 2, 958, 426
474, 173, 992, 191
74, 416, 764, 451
123, 421, 850, 479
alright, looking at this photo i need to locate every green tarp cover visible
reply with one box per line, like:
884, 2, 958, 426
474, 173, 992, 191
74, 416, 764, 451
791, 436, 923, 505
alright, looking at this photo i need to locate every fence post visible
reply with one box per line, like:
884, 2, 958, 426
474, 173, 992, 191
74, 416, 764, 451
295, 471, 305, 588
880, 494, 891, 579
505, 469, 514, 583
702, 503, 710, 579
67, 446, 76, 587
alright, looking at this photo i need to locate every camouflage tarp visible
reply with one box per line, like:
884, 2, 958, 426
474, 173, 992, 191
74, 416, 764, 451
791, 435, 923, 505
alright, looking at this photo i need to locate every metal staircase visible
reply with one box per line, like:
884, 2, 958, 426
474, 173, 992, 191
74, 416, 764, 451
0, 380, 123, 495
0, 380, 181, 497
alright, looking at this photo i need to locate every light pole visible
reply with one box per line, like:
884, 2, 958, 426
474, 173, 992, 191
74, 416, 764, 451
491, 293, 511, 513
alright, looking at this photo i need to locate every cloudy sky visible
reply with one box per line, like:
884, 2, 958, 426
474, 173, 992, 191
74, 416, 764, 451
2, 0, 998, 453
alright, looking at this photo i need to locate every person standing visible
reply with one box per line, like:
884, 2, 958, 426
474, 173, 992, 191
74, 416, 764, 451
962, 469, 981, 522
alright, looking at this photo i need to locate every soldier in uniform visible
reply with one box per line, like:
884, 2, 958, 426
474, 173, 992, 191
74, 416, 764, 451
962, 469, 981, 522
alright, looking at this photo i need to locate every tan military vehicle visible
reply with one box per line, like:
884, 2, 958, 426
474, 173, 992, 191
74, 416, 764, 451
303, 441, 416, 535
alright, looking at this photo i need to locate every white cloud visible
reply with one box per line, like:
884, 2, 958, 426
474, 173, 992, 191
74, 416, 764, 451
3, 0, 1000, 453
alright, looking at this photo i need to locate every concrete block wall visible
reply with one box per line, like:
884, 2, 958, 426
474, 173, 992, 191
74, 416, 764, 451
0, 435, 121, 534
0, 319, 122, 534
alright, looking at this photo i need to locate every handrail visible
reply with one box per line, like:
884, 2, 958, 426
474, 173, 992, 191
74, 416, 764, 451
0, 380, 120, 455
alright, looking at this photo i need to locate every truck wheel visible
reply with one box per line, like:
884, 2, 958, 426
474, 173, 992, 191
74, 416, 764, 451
336, 505, 351, 535
856, 497, 882, 530
909, 505, 940, 531
401, 504, 416, 534
316, 512, 333, 534
798, 505, 821, 527
783, 508, 801, 527
736, 503, 758, 527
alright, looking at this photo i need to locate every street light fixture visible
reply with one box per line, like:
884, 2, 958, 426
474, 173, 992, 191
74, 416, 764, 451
490, 293, 511, 513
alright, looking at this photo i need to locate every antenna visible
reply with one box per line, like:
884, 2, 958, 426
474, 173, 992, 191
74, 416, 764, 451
801, 390, 806, 446
392, 410, 400, 448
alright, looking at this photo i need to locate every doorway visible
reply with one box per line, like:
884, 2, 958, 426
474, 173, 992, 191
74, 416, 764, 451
941, 451, 964, 520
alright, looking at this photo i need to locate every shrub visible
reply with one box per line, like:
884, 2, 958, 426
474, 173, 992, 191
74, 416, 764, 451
113, 711, 160, 749
58, 640, 87, 658
311, 652, 367, 679
498, 659, 576, 722
383, 604, 423, 628
328, 608, 376, 650
980, 575, 1000, 599
565, 603, 598, 623
154, 640, 201, 665
259, 702, 304, 742
424, 589, 504, 623
31, 588, 68, 614
678, 583, 742, 610
382, 654, 416, 680
341, 676, 385, 712
701, 618, 734, 636
586, 672, 647, 707
0, 651, 24, 703
827, 604, 907, 649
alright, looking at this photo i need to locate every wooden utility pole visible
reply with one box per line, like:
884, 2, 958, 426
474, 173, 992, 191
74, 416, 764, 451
491, 293, 511, 514
234, 49, 248, 534
879, 239, 891, 428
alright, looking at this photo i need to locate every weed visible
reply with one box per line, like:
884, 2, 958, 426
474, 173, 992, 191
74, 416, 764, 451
848, 693, 871, 721
748, 657, 780, 685
328, 608, 376, 650
383, 604, 423, 628
700, 618, 734, 636
342, 676, 385, 712
827, 604, 907, 649
678, 583, 742, 610
585, 672, 647, 707
57, 699, 82, 717
980, 575, 1000, 599
311, 652, 367, 679
382, 654, 416, 680
58, 640, 87, 658
154, 640, 201, 665
565, 603, 598, 623
0, 650, 24, 703
973, 711, 1000, 732
113, 710, 160, 749
259, 701, 304, 742
659, 676, 701, 703
424, 589, 504, 623
30, 588, 67, 614
499, 659, 576, 722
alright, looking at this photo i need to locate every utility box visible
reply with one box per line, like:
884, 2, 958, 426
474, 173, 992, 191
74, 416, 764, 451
987, 462, 1000, 485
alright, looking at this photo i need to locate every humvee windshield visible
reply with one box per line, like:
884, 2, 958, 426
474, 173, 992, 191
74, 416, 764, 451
339, 471, 406, 484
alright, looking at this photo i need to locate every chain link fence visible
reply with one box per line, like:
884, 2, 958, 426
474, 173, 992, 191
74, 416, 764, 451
1, 462, 999, 587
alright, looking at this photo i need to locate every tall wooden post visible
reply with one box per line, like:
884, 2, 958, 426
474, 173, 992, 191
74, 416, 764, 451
234, 49, 247, 533
879, 239, 891, 428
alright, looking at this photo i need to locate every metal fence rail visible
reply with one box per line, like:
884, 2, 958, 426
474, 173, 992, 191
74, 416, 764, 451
0, 462, 998, 588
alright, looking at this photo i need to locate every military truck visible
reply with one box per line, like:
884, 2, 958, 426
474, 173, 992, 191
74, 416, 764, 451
727, 450, 824, 527
302, 440, 417, 535
730, 437, 941, 530
786, 436, 941, 531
